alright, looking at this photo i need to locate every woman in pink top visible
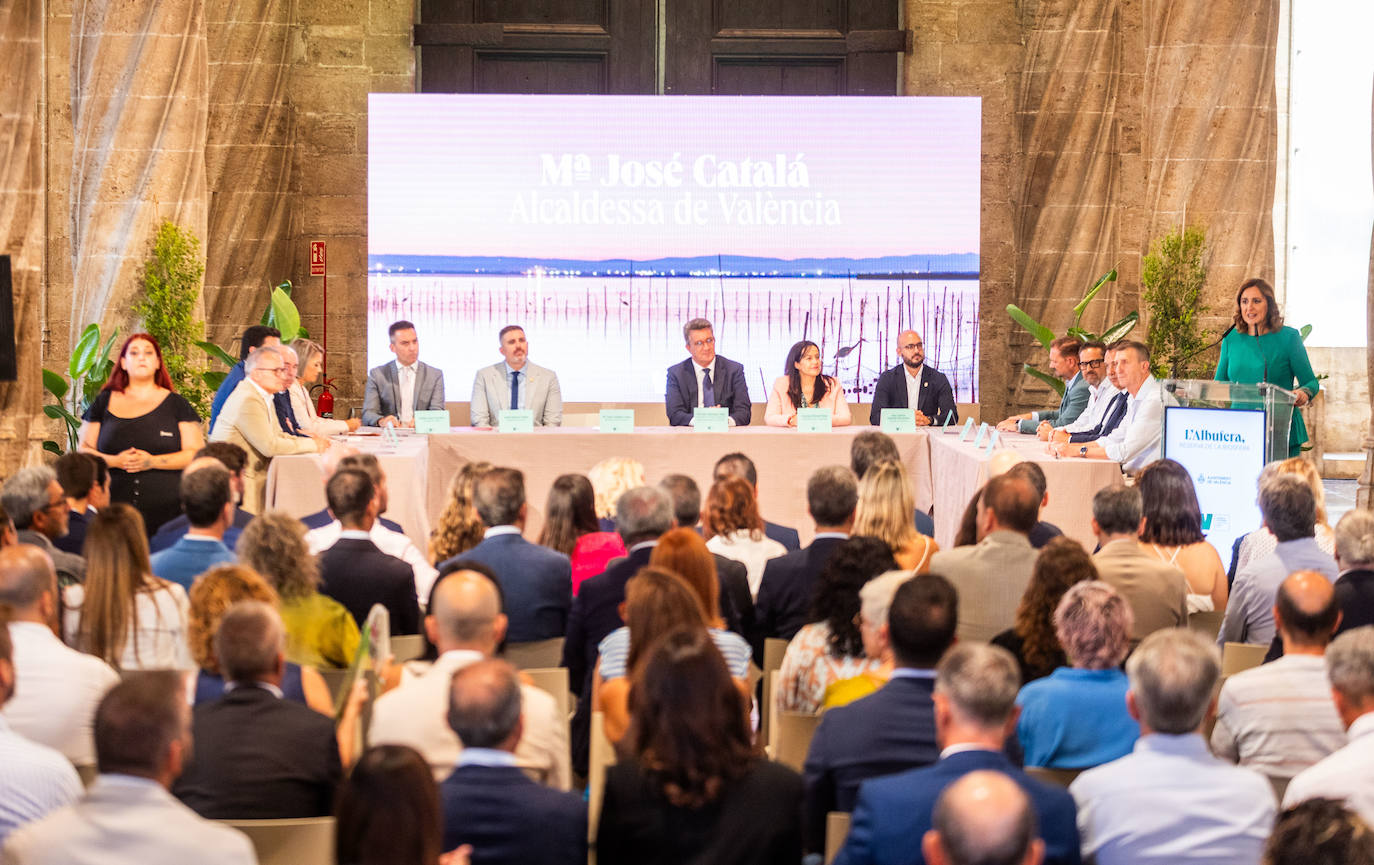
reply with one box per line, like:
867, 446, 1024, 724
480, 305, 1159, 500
537, 473, 626, 594
764, 340, 852, 427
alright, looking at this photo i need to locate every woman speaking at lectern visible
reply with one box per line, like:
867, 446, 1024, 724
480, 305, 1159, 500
1214, 277, 1318, 458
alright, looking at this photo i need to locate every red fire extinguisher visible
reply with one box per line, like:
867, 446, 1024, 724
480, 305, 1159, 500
313, 380, 337, 418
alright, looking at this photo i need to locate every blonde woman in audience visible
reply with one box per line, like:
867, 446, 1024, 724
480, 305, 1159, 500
853, 459, 938, 571
64, 503, 192, 670
821, 569, 913, 709
1137, 458, 1229, 612
428, 461, 491, 565
537, 473, 625, 595
776, 537, 898, 714
991, 536, 1098, 684
237, 511, 360, 669
704, 476, 787, 597
1233, 457, 1336, 575
288, 338, 361, 435
587, 456, 645, 529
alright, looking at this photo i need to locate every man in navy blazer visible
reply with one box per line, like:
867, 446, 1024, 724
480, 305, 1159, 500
439, 660, 586, 864
316, 469, 420, 635
713, 452, 801, 551
803, 574, 957, 852
868, 330, 958, 426
834, 643, 1081, 865
445, 467, 570, 643
665, 317, 752, 427
755, 465, 857, 656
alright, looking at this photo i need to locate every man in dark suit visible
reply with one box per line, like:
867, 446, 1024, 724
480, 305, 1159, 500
174, 602, 341, 818
851, 431, 935, 538
149, 443, 254, 554
756, 465, 857, 655
803, 574, 956, 852
925, 772, 1046, 865
834, 643, 1081, 865
53, 452, 107, 555
317, 468, 420, 634
658, 473, 754, 638
713, 452, 801, 551
446, 467, 570, 643
439, 659, 585, 864
665, 317, 752, 427
868, 329, 957, 427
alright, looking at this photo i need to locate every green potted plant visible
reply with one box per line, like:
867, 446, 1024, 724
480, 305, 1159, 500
1006, 268, 1139, 396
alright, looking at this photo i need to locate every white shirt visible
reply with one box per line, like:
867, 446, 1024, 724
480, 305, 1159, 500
0, 715, 84, 845
1212, 653, 1345, 779
706, 529, 788, 598
502, 362, 526, 411
1100, 375, 1166, 473
63, 581, 194, 672
904, 364, 924, 414
2, 622, 120, 765
1285, 711, 1374, 823
305, 519, 440, 605
398, 362, 416, 422
1062, 379, 1121, 434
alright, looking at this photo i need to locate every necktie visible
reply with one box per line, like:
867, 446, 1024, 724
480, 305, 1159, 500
399, 366, 415, 422
701, 368, 715, 408
510, 370, 520, 411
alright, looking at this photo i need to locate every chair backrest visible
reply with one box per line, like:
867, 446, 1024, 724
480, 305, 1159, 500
523, 666, 571, 718
1222, 642, 1268, 678
220, 817, 336, 865
825, 811, 852, 865
1025, 765, 1082, 788
587, 711, 615, 844
763, 638, 789, 675
769, 709, 822, 773
390, 634, 426, 663
1188, 609, 1225, 641
503, 637, 565, 670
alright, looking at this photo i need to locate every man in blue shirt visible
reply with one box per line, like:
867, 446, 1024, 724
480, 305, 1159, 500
150, 460, 236, 591
208, 325, 280, 435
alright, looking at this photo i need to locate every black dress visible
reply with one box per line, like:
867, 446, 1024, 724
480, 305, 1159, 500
83, 390, 201, 535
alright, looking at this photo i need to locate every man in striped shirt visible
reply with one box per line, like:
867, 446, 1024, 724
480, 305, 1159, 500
1211, 571, 1346, 779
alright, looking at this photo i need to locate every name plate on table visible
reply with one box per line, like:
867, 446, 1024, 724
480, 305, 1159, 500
972, 422, 990, 448
985, 430, 1002, 453
694, 407, 729, 432
797, 408, 833, 433
412, 410, 450, 434
880, 409, 916, 434
599, 409, 635, 433
498, 409, 534, 433
957, 417, 975, 440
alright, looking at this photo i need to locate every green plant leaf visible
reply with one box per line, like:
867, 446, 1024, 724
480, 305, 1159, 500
277, 280, 293, 297
1006, 305, 1054, 349
1023, 363, 1067, 396
264, 286, 301, 342
196, 340, 239, 369
1099, 311, 1140, 345
1066, 326, 1094, 343
42, 368, 69, 400
296, 325, 309, 339
202, 370, 228, 390
43, 440, 64, 456
1299, 324, 1313, 341
1072, 268, 1118, 323
99, 327, 121, 364
43, 404, 80, 426
69, 324, 102, 380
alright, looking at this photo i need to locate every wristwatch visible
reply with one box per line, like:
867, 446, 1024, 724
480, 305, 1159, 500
1079, 446, 1088, 457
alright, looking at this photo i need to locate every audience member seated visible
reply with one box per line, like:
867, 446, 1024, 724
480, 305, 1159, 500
1070, 629, 1276, 864
3, 466, 86, 586
447, 466, 571, 642
64, 504, 192, 671
1212, 571, 1344, 780
439, 660, 585, 864
148, 461, 236, 591
850, 431, 934, 538
361, 320, 446, 428
835, 643, 1080, 865
369, 570, 569, 787
174, 601, 341, 818
304, 453, 434, 601
149, 442, 254, 554
764, 339, 853, 427
998, 336, 1088, 434
1003, 462, 1064, 549
992, 537, 1097, 685
1264, 798, 1374, 865
537, 473, 625, 595
1284, 626, 1374, 822
1089, 485, 1187, 644
52, 452, 108, 556
1135, 458, 1229, 613
930, 473, 1040, 641
1235, 457, 1337, 577
595, 565, 751, 743
1332, 509, 1374, 636
588, 456, 645, 533
186, 563, 332, 715
1016, 581, 1139, 769
867, 329, 958, 428
3, 672, 257, 865
924, 771, 1046, 865
822, 570, 915, 709
1051, 340, 1165, 473
704, 476, 788, 598
0, 606, 83, 845
853, 460, 938, 571
713, 451, 801, 551
776, 537, 899, 714
803, 574, 955, 852
428, 460, 492, 566
756, 465, 858, 651
1221, 473, 1339, 646
237, 511, 361, 669
598, 628, 803, 865
315, 468, 420, 635
647, 528, 753, 670
0, 545, 118, 765
0, 505, 13, 548
658, 473, 754, 637
287, 337, 361, 435
336, 745, 460, 865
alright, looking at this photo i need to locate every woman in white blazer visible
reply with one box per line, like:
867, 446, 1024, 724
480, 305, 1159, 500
289, 338, 360, 435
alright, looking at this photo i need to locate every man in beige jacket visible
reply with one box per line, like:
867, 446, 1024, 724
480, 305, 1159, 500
1090, 484, 1189, 645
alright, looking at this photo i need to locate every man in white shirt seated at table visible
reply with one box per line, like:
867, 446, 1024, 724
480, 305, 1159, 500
1050, 340, 1165, 473
1041, 340, 1118, 441
469, 325, 563, 428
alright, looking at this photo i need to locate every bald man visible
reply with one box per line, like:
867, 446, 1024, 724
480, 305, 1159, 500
1212, 571, 1346, 780
869, 330, 957, 426
368, 569, 570, 789
924, 771, 1044, 865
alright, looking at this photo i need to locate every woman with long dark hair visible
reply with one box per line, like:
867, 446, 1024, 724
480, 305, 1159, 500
764, 340, 852, 427
991, 536, 1098, 684
336, 744, 459, 865
1136, 459, 1228, 613
537, 473, 625, 595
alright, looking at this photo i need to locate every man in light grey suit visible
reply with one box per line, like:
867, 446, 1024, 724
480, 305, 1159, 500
469, 325, 563, 427
3, 672, 256, 865
362, 320, 446, 428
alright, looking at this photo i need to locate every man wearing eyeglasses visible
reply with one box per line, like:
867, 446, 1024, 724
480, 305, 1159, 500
868, 330, 957, 427
666, 318, 752, 427
210, 345, 328, 513
1, 466, 86, 586
1040, 340, 1118, 442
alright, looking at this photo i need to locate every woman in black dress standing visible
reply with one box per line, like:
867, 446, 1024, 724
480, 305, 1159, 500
78, 333, 203, 535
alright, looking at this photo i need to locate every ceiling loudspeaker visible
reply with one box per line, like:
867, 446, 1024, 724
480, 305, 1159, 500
0, 256, 15, 382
